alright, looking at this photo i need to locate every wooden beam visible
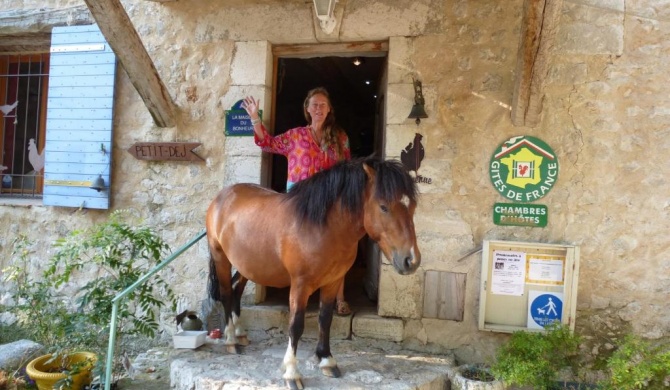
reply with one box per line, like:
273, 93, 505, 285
511, 0, 563, 127
0, 6, 93, 35
83, 0, 176, 128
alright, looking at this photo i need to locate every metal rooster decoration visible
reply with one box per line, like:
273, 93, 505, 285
401, 133, 425, 175
400, 133, 432, 184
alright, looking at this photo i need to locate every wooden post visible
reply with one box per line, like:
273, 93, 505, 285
511, 0, 563, 128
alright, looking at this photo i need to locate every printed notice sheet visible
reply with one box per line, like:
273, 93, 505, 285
491, 250, 527, 296
527, 255, 564, 285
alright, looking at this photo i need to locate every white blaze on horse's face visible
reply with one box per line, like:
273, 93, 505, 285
401, 195, 411, 208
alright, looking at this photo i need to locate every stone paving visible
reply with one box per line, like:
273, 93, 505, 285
123, 329, 458, 390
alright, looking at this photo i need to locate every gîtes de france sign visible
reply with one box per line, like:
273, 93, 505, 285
493, 203, 547, 228
489, 135, 558, 202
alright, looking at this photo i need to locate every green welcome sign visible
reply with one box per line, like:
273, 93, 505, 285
489, 135, 559, 202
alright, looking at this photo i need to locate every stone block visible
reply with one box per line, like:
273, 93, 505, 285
230, 41, 271, 86
302, 310, 351, 340
388, 37, 413, 84
224, 136, 260, 157
352, 310, 404, 342
386, 83, 415, 125
378, 264, 424, 319
557, 23, 623, 55
238, 305, 350, 340
549, 62, 589, 85
222, 155, 261, 186
239, 305, 289, 332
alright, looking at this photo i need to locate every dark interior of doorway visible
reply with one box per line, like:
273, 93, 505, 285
264, 55, 387, 313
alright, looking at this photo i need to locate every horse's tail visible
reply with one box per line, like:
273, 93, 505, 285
208, 252, 220, 302
208, 252, 240, 302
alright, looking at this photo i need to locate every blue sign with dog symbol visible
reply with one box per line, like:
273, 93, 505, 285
528, 292, 563, 329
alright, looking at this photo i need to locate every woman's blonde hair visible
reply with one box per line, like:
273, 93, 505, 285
303, 87, 346, 160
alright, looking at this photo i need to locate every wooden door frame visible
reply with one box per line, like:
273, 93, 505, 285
252, 41, 389, 304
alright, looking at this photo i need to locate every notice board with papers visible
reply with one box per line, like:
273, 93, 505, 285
478, 240, 580, 333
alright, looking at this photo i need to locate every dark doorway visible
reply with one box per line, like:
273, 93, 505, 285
265, 54, 387, 311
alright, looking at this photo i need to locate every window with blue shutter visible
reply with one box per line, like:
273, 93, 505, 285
43, 24, 116, 209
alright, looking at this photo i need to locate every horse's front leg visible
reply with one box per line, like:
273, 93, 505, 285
316, 280, 341, 378
282, 286, 309, 390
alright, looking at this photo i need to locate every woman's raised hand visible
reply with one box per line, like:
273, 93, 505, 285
241, 96, 260, 119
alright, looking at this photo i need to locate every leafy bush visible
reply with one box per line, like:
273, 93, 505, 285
599, 335, 670, 390
2, 210, 176, 387
491, 322, 581, 390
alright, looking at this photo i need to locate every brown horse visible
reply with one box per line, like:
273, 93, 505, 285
205, 157, 421, 389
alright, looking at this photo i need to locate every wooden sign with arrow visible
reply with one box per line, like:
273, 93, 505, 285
127, 142, 204, 162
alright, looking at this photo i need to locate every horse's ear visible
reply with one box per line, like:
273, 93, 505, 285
363, 162, 377, 181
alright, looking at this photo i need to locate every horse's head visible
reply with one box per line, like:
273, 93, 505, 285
362, 160, 421, 275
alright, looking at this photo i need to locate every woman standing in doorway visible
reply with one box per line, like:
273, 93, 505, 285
241, 87, 353, 316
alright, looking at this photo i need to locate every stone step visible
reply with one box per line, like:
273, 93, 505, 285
239, 305, 405, 343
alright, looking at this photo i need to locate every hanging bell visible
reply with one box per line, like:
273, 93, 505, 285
408, 103, 428, 125
408, 78, 428, 125
89, 175, 106, 192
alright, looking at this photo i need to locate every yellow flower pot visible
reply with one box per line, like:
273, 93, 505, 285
26, 352, 97, 390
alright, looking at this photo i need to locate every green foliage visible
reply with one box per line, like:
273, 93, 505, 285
491, 322, 582, 390
2, 210, 176, 388
599, 335, 670, 390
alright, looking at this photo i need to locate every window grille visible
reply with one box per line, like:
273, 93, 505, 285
0, 53, 49, 199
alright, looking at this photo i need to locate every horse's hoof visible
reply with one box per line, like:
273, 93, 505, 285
285, 378, 304, 390
236, 335, 250, 346
321, 365, 341, 378
226, 344, 239, 354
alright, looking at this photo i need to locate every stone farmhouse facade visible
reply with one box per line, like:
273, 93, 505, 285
0, 0, 668, 365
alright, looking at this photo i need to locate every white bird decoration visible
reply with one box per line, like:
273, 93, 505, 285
0, 165, 7, 172
0, 101, 18, 116
121, 351, 136, 379
28, 139, 45, 173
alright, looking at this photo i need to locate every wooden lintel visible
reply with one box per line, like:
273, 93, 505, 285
0, 33, 51, 53
83, 0, 177, 128
273, 41, 389, 58
511, 0, 563, 128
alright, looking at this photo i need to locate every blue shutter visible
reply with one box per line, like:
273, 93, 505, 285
43, 24, 116, 209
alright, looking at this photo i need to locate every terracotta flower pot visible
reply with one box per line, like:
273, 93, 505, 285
26, 352, 97, 390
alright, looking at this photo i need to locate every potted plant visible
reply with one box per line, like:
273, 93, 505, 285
452, 363, 505, 390
3, 210, 176, 389
490, 322, 583, 390
25, 351, 96, 390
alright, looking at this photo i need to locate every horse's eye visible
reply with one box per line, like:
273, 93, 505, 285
380, 204, 389, 213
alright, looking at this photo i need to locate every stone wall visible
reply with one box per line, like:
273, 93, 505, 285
0, 0, 668, 365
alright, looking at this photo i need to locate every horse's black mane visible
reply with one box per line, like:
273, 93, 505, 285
285, 156, 418, 226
